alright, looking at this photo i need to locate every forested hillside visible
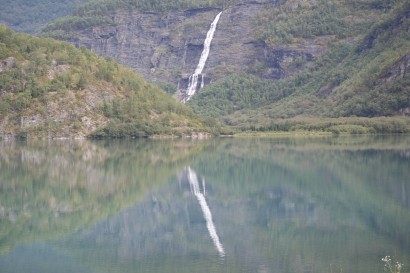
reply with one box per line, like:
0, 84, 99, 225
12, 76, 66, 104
39, 0, 410, 133
3, 0, 410, 135
40, 0, 240, 40
0, 0, 90, 34
0, 25, 208, 138
188, 0, 410, 130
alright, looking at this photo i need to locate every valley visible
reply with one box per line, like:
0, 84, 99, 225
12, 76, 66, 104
1, 0, 409, 137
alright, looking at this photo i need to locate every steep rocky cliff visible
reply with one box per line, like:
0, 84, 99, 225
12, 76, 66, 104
58, 0, 320, 99
42, 0, 409, 125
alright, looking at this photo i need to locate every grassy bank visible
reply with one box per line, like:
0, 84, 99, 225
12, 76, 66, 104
227, 116, 410, 136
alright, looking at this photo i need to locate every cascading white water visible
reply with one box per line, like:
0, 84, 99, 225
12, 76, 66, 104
186, 167, 225, 257
183, 12, 222, 103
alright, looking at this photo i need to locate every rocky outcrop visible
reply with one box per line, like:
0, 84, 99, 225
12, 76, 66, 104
67, 0, 325, 99
0, 57, 17, 72
376, 54, 410, 86
378, 54, 410, 116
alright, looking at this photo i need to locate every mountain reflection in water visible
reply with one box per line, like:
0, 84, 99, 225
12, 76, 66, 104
0, 136, 409, 273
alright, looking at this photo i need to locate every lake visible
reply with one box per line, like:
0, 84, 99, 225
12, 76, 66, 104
0, 136, 409, 273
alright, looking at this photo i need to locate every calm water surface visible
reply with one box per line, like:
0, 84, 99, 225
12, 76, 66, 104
0, 136, 409, 273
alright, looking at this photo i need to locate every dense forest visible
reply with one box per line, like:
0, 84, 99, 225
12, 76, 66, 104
73, 0, 237, 13
1, 0, 409, 136
188, 0, 410, 131
0, 0, 90, 34
40, 0, 239, 39
39, 0, 410, 134
0, 25, 208, 138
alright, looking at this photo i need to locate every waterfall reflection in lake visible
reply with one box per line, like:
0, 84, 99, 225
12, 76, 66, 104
186, 167, 225, 257
0, 137, 410, 273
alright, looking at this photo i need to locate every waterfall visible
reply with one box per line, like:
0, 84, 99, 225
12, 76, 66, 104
183, 12, 222, 103
186, 167, 225, 257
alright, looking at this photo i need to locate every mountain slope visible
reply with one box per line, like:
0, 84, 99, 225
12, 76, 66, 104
0, 0, 90, 34
188, 0, 410, 127
0, 25, 208, 138
40, 0, 409, 131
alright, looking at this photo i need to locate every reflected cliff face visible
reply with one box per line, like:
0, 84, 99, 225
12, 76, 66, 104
0, 139, 206, 255
0, 136, 409, 273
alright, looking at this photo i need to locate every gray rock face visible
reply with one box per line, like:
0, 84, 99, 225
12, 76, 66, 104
0, 57, 17, 72
68, 0, 321, 97
376, 54, 410, 85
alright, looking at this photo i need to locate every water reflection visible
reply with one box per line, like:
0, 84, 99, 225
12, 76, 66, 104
186, 167, 225, 257
0, 139, 206, 255
0, 136, 409, 273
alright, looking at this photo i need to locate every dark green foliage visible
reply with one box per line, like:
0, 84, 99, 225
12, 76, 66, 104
0, 25, 94, 116
256, 1, 349, 45
90, 119, 176, 138
23, 0, 409, 135
0, 25, 207, 138
0, 0, 90, 34
157, 81, 177, 94
41, 0, 239, 36
41, 16, 115, 37
253, 117, 410, 134
356, 1, 410, 52
189, 73, 284, 118
189, 42, 354, 119
190, 0, 409, 129
74, 0, 237, 14
93, 85, 205, 138
227, 117, 410, 135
